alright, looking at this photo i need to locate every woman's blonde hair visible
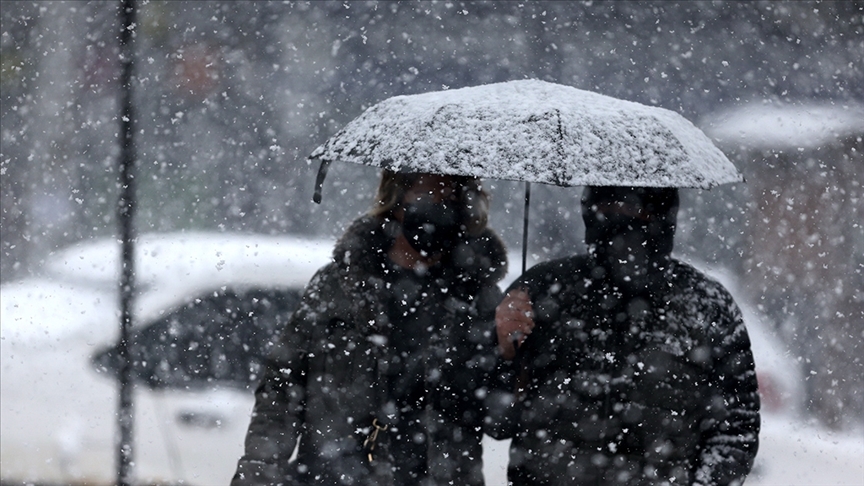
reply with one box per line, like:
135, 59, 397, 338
369, 169, 489, 236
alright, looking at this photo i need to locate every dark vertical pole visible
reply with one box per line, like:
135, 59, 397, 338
521, 182, 530, 274
117, 0, 137, 485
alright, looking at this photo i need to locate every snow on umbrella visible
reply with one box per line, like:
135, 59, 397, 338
309, 79, 741, 193
309, 79, 742, 269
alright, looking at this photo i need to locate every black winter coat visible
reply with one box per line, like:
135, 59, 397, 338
232, 216, 507, 486
486, 256, 760, 486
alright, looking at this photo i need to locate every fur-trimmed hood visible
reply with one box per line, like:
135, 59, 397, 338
332, 215, 508, 301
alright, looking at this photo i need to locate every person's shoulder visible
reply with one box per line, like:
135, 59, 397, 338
309, 260, 340, 285
512, 254, 590, 290
667, 259, 738, 306
669, 259, 724, 286
530, 254, 591, 274
291, 262, 339, 309
333, 215, 390, 260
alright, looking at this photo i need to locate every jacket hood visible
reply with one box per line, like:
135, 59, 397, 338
581, 186, 679, 292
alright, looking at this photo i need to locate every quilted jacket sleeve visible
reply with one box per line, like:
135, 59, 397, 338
692, 281, 761, 486
230, 270, 327, 486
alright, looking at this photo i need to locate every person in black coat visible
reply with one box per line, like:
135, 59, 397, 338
486, 186, 760, 486
232, 170, 508, 486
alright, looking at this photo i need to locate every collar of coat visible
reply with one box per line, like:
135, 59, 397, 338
331, 215, 508, 301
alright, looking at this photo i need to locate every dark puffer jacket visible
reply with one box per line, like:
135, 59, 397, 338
232, 215, 507, 486
486, 256, 761, 486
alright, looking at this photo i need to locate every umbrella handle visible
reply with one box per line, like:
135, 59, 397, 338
312, 159, 332, 204
522, 182, 530, 274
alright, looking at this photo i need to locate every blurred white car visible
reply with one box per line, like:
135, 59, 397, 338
1, 232, 334, 485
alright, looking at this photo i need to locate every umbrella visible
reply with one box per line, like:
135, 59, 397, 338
309, 79, 742, 270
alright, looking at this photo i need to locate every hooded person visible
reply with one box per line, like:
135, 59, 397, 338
486, 186, 760, 486
231, 170, 508, 486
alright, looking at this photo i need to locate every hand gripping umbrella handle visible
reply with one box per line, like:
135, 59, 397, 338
363, 418, 388, 463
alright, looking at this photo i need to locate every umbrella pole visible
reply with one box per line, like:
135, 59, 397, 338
521, 182, 531, 274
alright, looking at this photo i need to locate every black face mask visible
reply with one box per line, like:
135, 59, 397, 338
586, 214, 674, 290
586, 213, 675, 263
400, 199, 463, 257
582, 187, 679, 292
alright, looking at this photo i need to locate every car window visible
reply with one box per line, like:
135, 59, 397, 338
92, 287, 301, 390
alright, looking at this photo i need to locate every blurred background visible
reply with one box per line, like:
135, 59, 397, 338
1, 1, 862, 483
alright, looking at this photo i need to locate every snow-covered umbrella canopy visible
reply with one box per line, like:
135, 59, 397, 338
309, 79, 741, 200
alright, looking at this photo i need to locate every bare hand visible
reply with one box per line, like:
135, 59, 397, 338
496, 289, 535, 360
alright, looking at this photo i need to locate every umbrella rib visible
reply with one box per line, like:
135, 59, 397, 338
554, 109, 566, 185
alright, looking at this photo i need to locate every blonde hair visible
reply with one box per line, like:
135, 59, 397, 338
369, 169, 489, 236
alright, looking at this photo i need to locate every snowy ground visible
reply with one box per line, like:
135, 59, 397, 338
745, 414, 864, 486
